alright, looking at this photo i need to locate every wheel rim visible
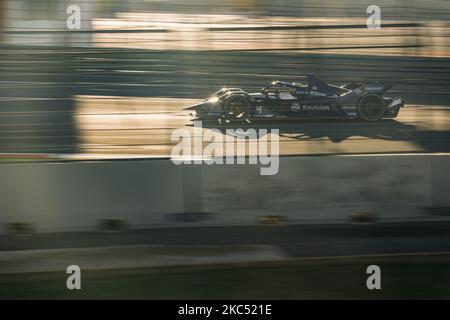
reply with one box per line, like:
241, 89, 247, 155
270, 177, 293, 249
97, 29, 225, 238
223, 97, 251, 121
359, 96, 384, 121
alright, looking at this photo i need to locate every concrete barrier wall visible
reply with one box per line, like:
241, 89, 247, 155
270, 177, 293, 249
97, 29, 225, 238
0, 154, 449, 233
0, 160, 185, 233
200, 155, 437, 224
430, 155, 450, 207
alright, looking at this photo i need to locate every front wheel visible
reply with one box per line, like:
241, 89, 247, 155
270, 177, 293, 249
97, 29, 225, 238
358, 94, 385, 121
220, 95, 251, 124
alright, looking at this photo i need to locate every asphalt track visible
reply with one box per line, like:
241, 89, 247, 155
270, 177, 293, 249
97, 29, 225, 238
1, 49, 450, 155
72, 98, 450, 157
2, 221, 450, 258
3, 98, 450, 156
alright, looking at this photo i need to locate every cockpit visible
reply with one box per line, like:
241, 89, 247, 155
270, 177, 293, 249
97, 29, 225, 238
261, 75, 347, 99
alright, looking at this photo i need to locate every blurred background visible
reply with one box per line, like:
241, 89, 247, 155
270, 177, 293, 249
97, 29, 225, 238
0, 0, 450, 299
0, 0, 449, 156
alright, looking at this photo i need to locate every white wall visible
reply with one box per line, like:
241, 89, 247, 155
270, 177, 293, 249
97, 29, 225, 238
0, 154, 449, 234
200, 155, 436, 224
0, 159, 185, 232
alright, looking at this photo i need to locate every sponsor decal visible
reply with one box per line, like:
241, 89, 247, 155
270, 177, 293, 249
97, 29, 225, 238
290, 103, 301, 112
256, 105, 263, 114
291, 104, 330, 112
366, 85, 384, 92
302, 104, 330, 111
310, 91, 326, 97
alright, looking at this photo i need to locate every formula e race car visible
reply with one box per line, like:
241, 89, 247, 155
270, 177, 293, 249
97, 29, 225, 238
185, 74, 404, 123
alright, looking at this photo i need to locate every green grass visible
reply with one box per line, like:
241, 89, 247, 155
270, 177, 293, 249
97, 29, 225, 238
1, 254, 450, 299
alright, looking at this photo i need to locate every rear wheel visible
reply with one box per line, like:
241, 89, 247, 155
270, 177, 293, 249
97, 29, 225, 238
358, 94, 385, 121
220, 95, 251, 124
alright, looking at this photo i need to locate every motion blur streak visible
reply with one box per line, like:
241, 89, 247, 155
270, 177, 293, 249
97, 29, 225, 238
1, 1, 450, 155
1, 0, 450, 300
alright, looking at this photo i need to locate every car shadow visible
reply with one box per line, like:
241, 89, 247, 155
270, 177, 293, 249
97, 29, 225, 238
191, 118, 450, 153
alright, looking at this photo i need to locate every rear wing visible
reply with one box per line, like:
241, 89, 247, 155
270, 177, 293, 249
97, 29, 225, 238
341, 82, 392, 93
364, 83, 393, 93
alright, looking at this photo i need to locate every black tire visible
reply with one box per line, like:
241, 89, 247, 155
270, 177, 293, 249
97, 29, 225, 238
358, 94, 385, 121
220, 95, 251, 123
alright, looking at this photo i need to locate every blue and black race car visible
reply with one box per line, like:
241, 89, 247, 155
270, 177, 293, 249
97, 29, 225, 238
185, 74, 404, 123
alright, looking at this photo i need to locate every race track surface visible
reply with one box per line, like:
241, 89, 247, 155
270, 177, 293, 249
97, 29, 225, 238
2, 221, 450, 258
74, 99, 450, 157
1, 49, 449, 156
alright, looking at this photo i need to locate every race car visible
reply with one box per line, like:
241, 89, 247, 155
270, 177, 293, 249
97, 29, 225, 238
185, 74, 404, 123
